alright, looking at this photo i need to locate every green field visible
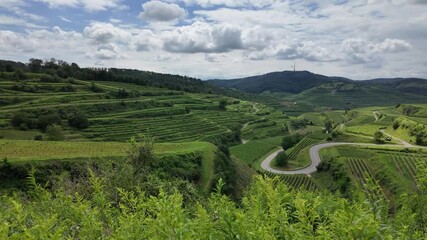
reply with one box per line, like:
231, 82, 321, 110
229, 136, 282, 166
0, 139, 213, 162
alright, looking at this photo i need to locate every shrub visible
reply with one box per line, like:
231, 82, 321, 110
392, 120, 400, 130
11, 112, 29, 127
218, 99, 227, 110
34, 135, 43, 141
37, 113, 62, 131
68, 112, 89, 129
275, 151, 288, 167
46, 124, 65, 141
281, 133, 302, 150
373, 130, 384, 143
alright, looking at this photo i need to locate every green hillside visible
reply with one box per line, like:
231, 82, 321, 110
0, 72, 264, 143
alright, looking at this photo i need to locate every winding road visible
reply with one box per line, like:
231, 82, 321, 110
261, 141, 425, 175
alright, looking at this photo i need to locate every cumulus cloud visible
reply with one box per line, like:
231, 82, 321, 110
131, 29, 159, 52
93, 43, 122, 59
342, 38, 412, 64
139, 1, 186, 22
0, 30, 36, 52
274, 42, 337, 62
83, 22, 130, 44
34, 0, 123, 11
0, 14, 44, 28
168, 0, 276, 8
163, 22, 243, 53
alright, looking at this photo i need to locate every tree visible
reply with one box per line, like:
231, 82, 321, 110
128, 135, 156, 174
37, 113, 62, 131
415, 130, 426, 146
29, 58, 43, 73
13, 69, 25, 81
68, 112, 89, 129
11, 112, 29, 128
281, 134, 302, 150
324, 119, 333, 133
275, 151, 288, 167
218, 99, 227, 110
392, 120, 400, 130
46, 124, 65, 141
373, 131, 384, 143
281, 135, 294, 150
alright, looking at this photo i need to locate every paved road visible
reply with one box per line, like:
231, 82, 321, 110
261, 141, 426, 175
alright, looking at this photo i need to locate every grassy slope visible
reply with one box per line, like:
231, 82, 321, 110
316, 145, 427, 196
0, 139, 217, 194
0, 139, 212, 162
0, 75, 264, 143
229, 136, 282, 166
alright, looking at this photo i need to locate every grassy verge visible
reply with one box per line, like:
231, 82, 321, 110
252, 146, 281, 172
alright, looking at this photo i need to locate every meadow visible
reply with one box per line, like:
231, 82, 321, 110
0, 139, 212, 162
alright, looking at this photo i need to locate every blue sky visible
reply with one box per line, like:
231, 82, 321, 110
1, 0, 427, 79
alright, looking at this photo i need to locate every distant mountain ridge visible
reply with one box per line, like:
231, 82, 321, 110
208, 70, 427, 95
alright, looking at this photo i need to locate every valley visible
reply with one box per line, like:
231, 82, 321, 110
1, 59, 427, 238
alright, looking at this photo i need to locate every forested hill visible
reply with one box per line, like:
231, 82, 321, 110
208, 70, 427, 95
0, 59, 219, 94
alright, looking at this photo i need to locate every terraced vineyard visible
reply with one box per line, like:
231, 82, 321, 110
265, 172, 317, 191
345, 124, 381, 137
0, 76, 262, 143
287, 137, 320, 159
347, 158, 376, 185
389, 153, 421, 186
347, 158, 386, 201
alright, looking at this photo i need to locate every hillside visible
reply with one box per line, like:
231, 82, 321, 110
209, 71, 427, 113
0, 62, 240, 143
209, 70, 350, 94
209, 70, 427, 95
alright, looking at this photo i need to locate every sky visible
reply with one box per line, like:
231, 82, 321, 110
0, 0, 426, 80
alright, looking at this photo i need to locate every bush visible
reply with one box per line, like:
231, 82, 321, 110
46, 124, 65, 141
281, 133, 302, 150
275, 151, 288, 167
34, 135, 43, 141
11, 112, 29, 127
68, 112, 89, 129
218, 99, 227, 110
89, 82, 104, 93
373, 130, 384, 143
37, 113, 62, 131
19, 124, 29, 131
392, 120, 400, 130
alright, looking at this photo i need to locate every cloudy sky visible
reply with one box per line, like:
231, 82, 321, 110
1, 0, 426, 80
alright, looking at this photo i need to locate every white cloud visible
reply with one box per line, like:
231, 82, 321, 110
163, 21, 243, 53
139, 1, 186, 22
0, 30, 36, 52
83, 22, 131, 44
93, 43, 122, 59
342, 38, 412, 64
34, 0, 123, 11
0, 14, 44, 28
59, 16, 71, 23
0, 0, 25, 8
168, 0, 276, 8
1, 0, 426, 79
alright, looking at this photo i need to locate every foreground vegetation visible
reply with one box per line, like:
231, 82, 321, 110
2, 172, 427, 239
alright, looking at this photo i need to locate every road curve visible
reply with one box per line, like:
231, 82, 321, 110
261, 142, 426, 175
